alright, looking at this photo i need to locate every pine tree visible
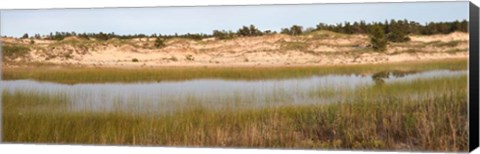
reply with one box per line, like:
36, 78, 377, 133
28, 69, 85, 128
21, 33, 29, 39
369, 25, 388, 51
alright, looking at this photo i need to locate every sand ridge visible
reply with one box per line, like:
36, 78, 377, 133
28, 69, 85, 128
2, 31, 468, 67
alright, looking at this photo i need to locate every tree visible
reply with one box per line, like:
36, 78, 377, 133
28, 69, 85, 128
316, 23, 328, 30
386, 20, 410, 42
213, 30, 234, 40
249, 25, 262, 36
237, 25, 262, 37
281, 25, 303, 36
280, 28, 290, 35
290, 25, 303, 35
21, 33, 29, 39
369, 25, 388, 51
34, 34, 41, 39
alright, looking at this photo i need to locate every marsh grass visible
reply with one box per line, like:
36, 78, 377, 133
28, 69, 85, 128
2, 59, 467, 84
2, 74, 468, 151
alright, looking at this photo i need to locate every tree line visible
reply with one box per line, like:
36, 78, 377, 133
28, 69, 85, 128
19, 19, 468, 41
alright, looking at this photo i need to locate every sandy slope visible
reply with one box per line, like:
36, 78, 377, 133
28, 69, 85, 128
1, 31, 468, 67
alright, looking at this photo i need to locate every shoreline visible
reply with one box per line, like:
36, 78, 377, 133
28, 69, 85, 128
2, 58, 468, 84
2, 56, 468, 69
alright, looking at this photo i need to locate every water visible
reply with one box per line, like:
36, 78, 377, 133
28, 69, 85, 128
1, 70, 467, 114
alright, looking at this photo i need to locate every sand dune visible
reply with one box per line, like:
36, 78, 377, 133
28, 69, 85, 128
2, 31, 468, 67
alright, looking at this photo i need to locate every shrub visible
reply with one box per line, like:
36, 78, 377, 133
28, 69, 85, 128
237, 25, 263, 37
132, 58, 139, 62
368, 25, 388, 51
213, 30, 235, 40
386, 25, 410, 43
169, 56, 178, 61
281, 25, 303, 36
2, 45, 30, 59
154, 37, 166, 48
185, 55, 194, 61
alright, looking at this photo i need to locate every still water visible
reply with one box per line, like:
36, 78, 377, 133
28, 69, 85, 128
1, 70, 467, 114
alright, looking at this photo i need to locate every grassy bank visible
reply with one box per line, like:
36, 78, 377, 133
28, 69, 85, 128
2, 75, 468, 151
2, 58, 467, 84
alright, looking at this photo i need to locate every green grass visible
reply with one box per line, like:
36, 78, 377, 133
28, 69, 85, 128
281, 41, 310, 51
2, 75, 467, 151
2, 44, 31, 60
2, 58, 467, 84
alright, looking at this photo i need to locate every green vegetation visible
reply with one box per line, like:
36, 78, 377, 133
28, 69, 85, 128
154, 37, 166, 48
428, 40, 462, 47
185, 54, 194, 61
212, 30, 236, 40
237, 25, 263, 37
19, 20, 467, 42
2, 44, 31, 60
281, 25, 304, 36
2, 74, 467, 151
385, 20, 410, 42
21, 33, 29, 39
316, 19, 468, 35
2, 59, 466, 84
281, 41, 309, 51
368, 25, 388, 51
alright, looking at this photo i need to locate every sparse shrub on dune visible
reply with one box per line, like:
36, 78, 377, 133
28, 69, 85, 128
185, 55, 194, 61
2, 44, 31, 60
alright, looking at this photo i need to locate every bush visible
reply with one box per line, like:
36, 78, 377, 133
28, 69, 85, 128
213, 30, 235, 40
237, 25, 263, 37
368, 25, 388, 52
281, 25, 303, 36
132, 58, 139, 62
169, 56, 178, 61
154, 37, 166, 48
185, 55, 194, 61
386, 32, 410, 42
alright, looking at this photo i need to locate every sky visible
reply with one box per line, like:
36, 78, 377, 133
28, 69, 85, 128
0, 1, 469, 37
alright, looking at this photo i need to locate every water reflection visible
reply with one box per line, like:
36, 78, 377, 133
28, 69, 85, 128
1, 69, 467, 114
372, 70, 418, 85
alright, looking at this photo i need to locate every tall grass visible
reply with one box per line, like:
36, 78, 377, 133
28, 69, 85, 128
2, 59, 467, 84
2, 75, 468, 151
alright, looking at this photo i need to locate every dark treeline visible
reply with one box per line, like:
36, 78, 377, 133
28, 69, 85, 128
316, 19, 468, 35
20, 19, 468, 41
25, 32, 212, 41
316, 19, 468, 42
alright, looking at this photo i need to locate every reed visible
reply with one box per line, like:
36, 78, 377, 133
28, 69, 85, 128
2, 75, 468, 151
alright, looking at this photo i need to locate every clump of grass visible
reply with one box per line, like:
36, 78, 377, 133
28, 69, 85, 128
281, 41, 309, 51
2, 44, 31, 60
307, 30, 348, 40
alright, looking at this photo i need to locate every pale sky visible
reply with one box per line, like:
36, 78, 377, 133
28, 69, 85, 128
0, 1, 469, 37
